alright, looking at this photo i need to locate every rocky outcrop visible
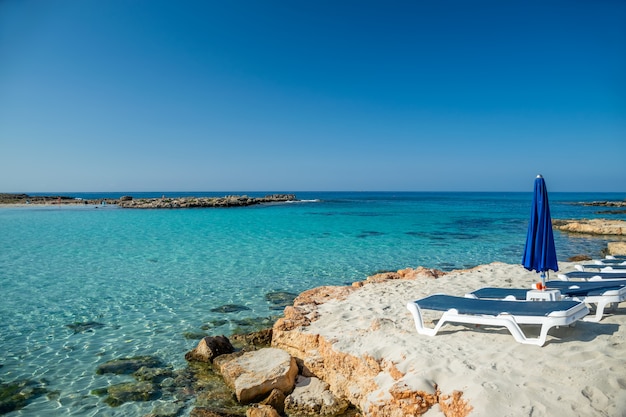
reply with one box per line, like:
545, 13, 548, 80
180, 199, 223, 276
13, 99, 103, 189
353, 266, 446, 287
553, 219, 626, 235
573, 200, 626, 207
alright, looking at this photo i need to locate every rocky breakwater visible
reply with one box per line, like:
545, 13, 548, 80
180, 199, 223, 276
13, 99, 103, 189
571, 200, 626, 214
117, 194, 296, 209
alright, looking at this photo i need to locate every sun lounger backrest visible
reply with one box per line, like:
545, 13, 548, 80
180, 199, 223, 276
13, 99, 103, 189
561, 271, 626, 280
470, 288, 528, 300
415, 295, 581, 317
546, 280, 626, 297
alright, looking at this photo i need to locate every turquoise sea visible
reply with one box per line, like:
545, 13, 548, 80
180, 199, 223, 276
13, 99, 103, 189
1, 191, 625, 416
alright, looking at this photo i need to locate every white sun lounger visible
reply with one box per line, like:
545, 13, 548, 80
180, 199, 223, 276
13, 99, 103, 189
406, 294, 589, 346
558, 271, 626, 281
468, 281, 626, 322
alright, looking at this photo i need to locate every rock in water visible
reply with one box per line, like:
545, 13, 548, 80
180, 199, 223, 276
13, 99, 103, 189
216, 348, 298, 404
96, 356, 163, 375
210, 304, 251, 313
185, 336, 235, 363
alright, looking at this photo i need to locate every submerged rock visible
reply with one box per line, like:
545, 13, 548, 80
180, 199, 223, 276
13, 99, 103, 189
231, 316, 278, 335
96, 356, 164, 375
66, 321, 105, 333
265, 291, 299, 308
145, 401, 184, 417
190, 407, 244, 417
133, 366, 175, 383
0, 379, 47, 414
184, 331, 209, 340
103, 381, 159, 407
210, 304, 251, 313
230, 328, 273, 349
200, 319, 229, 330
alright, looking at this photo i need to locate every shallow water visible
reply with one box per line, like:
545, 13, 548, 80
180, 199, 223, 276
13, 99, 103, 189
0, 191, 623, 415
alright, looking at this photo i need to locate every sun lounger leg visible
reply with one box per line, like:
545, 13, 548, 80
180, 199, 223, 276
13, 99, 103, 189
583, 300, 609, 322
406, 302, 444, 336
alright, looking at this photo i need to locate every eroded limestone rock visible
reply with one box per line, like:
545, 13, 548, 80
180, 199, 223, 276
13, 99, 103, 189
216, 348, 297, 404
608, 242, 626, 256
284, 376, 349, 417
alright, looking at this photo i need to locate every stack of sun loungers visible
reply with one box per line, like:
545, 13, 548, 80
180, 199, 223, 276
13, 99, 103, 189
572, 256, 626, 273
406, 257, 626, 346
560, 256, 626, 281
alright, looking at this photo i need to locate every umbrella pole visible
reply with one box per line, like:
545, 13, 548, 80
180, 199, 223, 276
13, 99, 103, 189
541, 272, 546, 290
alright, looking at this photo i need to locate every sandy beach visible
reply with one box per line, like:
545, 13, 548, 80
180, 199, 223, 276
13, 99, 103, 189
273, 261, 626, 416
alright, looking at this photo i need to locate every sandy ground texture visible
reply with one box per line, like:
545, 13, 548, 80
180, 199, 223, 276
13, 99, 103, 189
279, 262, 626, 417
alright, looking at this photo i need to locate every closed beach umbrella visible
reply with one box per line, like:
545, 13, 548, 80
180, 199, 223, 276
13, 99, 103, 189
522, 175, 558, 289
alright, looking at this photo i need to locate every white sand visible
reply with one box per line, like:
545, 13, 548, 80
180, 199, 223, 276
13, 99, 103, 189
304, 262, 626, 416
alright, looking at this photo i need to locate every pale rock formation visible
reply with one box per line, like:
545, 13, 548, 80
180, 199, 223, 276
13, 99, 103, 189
608, 241, 626, 256
353, 266, 446, 287
216, 348, 298, 404
284, 376, 349, 416
553, 219, 626, 235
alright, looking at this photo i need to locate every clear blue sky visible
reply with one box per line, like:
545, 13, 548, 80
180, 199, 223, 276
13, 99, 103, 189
1, 1, 625, 192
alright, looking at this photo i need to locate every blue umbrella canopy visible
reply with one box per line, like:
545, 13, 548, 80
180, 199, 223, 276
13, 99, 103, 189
522, 175, 558, 287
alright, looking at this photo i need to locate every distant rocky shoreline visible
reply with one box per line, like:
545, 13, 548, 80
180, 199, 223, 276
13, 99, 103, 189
0, 193, 297, 208
567, 200, 626, 215
570, 200, 626, 207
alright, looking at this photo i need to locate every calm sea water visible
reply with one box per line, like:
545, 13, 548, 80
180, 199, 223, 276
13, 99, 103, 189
1, 191, 624, 416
